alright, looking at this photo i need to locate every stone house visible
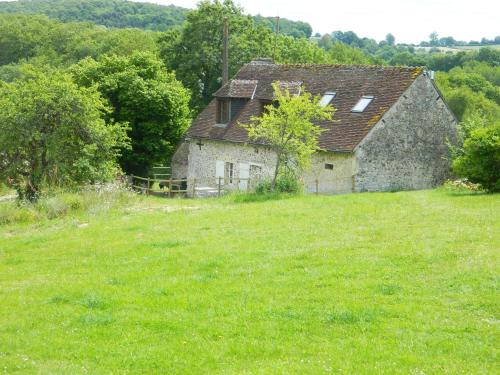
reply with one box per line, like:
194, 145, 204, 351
171, 59, 457, 194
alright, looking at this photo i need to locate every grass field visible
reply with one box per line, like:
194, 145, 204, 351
0, 190, 499, 374
415, 44, 500, 53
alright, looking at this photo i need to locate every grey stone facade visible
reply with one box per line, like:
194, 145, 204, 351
172, 74, 457, 195
354, 74, 457, 192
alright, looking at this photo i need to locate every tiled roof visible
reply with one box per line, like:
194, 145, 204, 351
214, 79, 258, 98
186, 62, 424, 152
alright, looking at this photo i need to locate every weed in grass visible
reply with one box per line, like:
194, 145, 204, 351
3, 257, 23, 265
106, 278, 124, 286
377, 284, 402, 295
79, 312, 114, 326
49, 295, 70, 304
149, 240, 185, 249
154, 288, 170, 296
80, 294, 107, 310
325, 308, 381, 325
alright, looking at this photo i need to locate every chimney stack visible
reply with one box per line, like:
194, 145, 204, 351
222, 17, 229, 85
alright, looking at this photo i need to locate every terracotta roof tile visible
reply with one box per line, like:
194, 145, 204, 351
186, 63, 424, 152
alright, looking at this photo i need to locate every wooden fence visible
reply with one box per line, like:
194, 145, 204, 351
130, 175, 255, 197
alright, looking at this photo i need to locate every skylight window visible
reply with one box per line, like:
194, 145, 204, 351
351, 95, 374, 113
319, 92, 336, 107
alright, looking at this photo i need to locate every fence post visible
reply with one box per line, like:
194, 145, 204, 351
168, 178, 172, 198
147, 177, 150, 195
315, 179, 319, 195
192, 178, 196, 198
247, 178, 250, 192
131, 174, 134, 190
218, 176, 222, 197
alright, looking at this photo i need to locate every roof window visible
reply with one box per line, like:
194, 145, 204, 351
351, 95, 374, 113
318, 92, 336, 107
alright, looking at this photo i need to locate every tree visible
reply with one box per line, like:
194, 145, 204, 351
71, 52, 191, 176
159, 0, 333, 111
0, 66, 129, 201
385, 33, 395, 46
430, 32, 439, 46
453, 121, 500, 192
242, 83, 334, 188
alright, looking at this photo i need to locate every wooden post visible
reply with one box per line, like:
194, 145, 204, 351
147, 177, 150, 195
222, 17, 229, 85
247, 178, 250, 192
218, 176, 222, 197
192, 178, 196, 198
168, 178, 172, 198
315, 179, 319, 195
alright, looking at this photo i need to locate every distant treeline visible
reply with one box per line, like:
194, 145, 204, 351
0, 0, 312, 37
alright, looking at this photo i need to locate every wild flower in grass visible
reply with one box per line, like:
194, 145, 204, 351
443, 179, 483, 193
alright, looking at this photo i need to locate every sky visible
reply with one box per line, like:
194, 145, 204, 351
131, 0, 499, 44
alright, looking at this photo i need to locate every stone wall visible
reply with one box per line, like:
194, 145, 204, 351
187, 139, 277, 189
354, 74, 457, 192
170, 141, 190, 179
185, 139, 355, 194
304, 151, 355, 194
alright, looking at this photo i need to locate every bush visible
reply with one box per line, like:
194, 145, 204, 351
0, 182, 136, 225
255, 175, 302, 194
453, 122, 500, 192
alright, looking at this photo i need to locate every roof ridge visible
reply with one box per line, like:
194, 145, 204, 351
272, 63, 423, 70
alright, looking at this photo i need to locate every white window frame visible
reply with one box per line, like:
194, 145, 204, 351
318, 91, 336, 107
225, 162, 234, 184
351, 95, 374, 113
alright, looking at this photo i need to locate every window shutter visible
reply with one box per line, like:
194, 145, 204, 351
216, 160, 225, 184
238, 163, 250, 190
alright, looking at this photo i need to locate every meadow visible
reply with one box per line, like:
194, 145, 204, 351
0, 189, 498, 374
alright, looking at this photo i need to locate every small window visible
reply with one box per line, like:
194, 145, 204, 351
352, 95, 374, 113
225, 162, 234, 183
216, 99, 230, 124
319, 92, 336, 107
325, 163, 334, 170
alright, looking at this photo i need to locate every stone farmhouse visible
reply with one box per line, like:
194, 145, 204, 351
171, 59, 457, 194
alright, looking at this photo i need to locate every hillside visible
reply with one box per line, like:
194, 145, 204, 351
0, 190, 498, 373
0, 0, 313, 37
0, 0, 187, 31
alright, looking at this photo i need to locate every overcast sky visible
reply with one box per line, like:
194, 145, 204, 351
131, 0, 499, 44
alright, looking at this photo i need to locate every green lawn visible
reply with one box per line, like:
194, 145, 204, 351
0, 190, 498, 374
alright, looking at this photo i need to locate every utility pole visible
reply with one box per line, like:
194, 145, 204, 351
273, 16, 280, 61
222, 17, 229, 85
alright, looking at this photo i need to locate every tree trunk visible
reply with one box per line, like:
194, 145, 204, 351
272, 152, 281, 191
25, 176, 40, 202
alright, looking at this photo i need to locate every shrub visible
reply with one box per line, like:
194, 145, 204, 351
0, 182, 136, 225
255, 175, 302, 194
452, 122, 500, 192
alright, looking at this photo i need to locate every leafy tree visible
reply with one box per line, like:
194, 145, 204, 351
159, 0, 332, 111
0, 0, 187, 31
430, 32, 439, 46
71, 52, 191, 175
0, 66, 128, 201
243, 83, 334, 188
0, 14, 159, 67
453, 121, 500, 192
385, 33, 395, 46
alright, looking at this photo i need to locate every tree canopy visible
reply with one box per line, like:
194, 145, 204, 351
71, 52, 191, 175
243, 83, 334, 188
0, 66, 129, 200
